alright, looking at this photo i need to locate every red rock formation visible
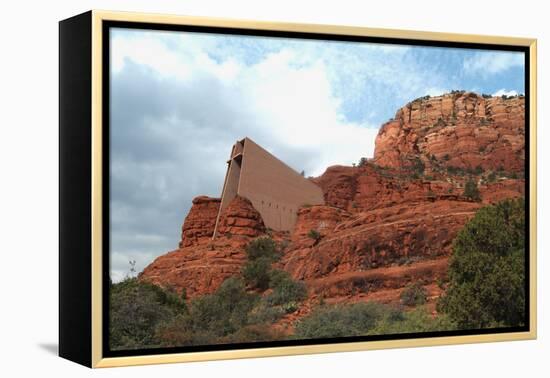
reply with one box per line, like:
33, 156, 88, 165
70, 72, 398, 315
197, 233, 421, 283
139, 240, 248, 298
140, 195, 266, 298
373, 92, 525, 173
291, 205, 351, 242
282, 200, 483, 281
140, 91, 526, 309
179, 196, 220, 248
216, 196, 266, 237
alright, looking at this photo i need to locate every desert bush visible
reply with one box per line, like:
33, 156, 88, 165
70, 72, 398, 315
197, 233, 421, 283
400, 283, 428, 306
248, 299, 285, 324
109, 278, 187, 350
307, 229, 321, 242
438, 198, 525, 329
188, 277, 259, 337
369, 307, 456, 335
245, 236, 280, 262
221, 324, 284, 343
464, 178, 481, 201
267, 270, 307, 306
242, 257, 273, 290
293, 302, 393, 339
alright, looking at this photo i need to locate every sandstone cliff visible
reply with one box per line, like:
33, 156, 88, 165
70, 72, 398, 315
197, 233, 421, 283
373, 91, 525, 173
139, 92, 525, 309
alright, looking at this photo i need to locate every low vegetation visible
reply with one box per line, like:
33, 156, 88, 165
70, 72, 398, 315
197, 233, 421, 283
400, 283, 428, 306
463, 178, 481, 201
294, 302, 455, 339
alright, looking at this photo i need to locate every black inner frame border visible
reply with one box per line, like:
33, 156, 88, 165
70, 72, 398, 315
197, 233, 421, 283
101, 20, 531, 358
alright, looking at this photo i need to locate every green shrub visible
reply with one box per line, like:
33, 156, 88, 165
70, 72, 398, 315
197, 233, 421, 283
245, 236, 280, 262
188, 277, 259, 337
242, 257, 273, 290
281, 301, 300, 314
412, 157, 425, 175
474, 165, 483, 175
293, 302, 392, 339
221, 324, 283, 343
248, 299, 285, 324
267, 270, 307, 306
369, 307, 456, 335
437, 198, 526, 329
109, 278, 187, 350
464, 178, 481, 201
400, 283, 428, 306
307, 229, 321, 241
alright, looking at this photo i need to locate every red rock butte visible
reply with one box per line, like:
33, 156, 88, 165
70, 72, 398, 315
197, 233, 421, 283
140, 91, 525, 313
213, 137, 324, 236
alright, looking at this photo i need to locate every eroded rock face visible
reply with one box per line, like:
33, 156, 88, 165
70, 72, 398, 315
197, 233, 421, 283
139, 240, 248, 298
140, 91, 526, 307
179, 196, 220, 248
373, 92, 525, 173
216, 196, 266, 237
282, 201, 483, 281
140, 195, 266, 298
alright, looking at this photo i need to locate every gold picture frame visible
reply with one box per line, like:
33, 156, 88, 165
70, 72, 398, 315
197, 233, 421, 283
59, 9, 537, 368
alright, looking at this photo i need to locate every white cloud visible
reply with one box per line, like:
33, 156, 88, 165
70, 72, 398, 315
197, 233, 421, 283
492, 89, 519, 97
463, 51, 524, 76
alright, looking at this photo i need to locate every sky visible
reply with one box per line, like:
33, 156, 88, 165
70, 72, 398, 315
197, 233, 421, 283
109, 27, 525, 281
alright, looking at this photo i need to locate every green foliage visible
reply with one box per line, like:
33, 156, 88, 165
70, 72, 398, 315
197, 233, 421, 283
242, 257, 273, 290
400, 283, 428, 306
437, 198, 526, 329
245, 236, 280, 262
358, 157, 368, 167
446, 165, 466, 176
307, 229, 321, 241
370, 307, 456, 335
248, 300, 285, 324
267, 270, 307, 307
474, 165, 483, 175
294, 302, 454, 339
154, 277, 260, 347
443, 154, 450, 161
412, 157, 425, 175
109, 278, 187, 350
188, 277, 259, 337
221, 324, 283, 343
294, 302, 393, 339
487, 171, 497, 183
464, 178, 481, 201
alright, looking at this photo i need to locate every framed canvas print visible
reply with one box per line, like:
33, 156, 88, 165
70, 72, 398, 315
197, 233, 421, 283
59, 10, 537, 368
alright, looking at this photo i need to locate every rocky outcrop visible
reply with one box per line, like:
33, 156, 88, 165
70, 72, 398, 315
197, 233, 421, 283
179, 196, 220, 248
216, 196, 266, 237
140, 91, 526, 307
140, 195, 266, 298
139, 240, 248, 298
282, 200, 483, 281
313, 164, 457, 213
373, 92, 525, 173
